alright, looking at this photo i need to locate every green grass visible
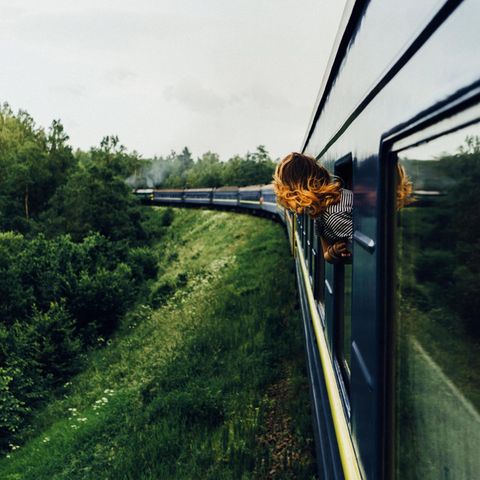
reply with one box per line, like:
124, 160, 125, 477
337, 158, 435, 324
0, 208, 315, 479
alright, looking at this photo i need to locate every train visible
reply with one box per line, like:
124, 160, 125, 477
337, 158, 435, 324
136, 0, 480, 478
134, 184, 280, 218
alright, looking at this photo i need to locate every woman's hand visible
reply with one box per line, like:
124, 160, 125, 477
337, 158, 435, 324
331, 241, 351, 258
324, 241, 351, 263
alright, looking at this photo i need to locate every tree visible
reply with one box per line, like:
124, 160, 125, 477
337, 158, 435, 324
44, 161, 144, 242
221, 146, 276, 187
186, 152, 223, 187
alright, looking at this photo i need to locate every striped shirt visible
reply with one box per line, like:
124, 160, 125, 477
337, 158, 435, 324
314, 188, 353, 243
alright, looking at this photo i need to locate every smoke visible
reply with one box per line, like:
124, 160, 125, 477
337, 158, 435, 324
125, 174, 143, 188
125, 158, 168, 188
144, 159, 167, 187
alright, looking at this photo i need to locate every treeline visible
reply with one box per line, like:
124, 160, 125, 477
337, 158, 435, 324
0, 104, 169, 451
128, 145, 277, 189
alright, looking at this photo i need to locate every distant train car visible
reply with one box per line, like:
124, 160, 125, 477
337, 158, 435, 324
213, 186, 239, 207
153, 189, 184, 204
238, 185, 262, 210
259, 184, 277, 215
184, 188, 213, 204
133, 189, 154, 202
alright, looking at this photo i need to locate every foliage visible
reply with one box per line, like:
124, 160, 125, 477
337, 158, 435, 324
40, 143, 145, 242
0, 231, 161, 449
136, 145, 277, 189
0, 104, 301, 475
0, 106, 78, 233
0, 209, 315, 479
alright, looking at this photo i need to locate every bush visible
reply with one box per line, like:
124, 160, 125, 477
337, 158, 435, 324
29, 303, 83, 382
0, 231, 154, 451
70, 263, 134, 337
128, 247, 159, 284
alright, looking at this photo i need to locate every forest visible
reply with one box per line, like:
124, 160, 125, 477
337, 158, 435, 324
128, 144, 277, 189
0, 103, 279, 456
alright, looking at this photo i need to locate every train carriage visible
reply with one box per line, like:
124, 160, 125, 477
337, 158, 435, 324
294, 0, 480, 478
260, 184, 278, 215
184, 188, 213, 204
238, 185, 263, 211
212, 186, 239, 207
133, 189, 154, 203
153, 189, 184, 204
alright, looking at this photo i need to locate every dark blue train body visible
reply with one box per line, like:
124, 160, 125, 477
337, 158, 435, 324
213, 186, 239, 207
153, 189, 183, 204
183, 188, 213, 204
139, 184, 280, 219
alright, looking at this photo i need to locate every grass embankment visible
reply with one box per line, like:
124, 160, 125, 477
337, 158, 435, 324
0, 208, 315, 479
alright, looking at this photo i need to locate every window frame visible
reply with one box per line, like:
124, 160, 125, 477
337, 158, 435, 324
332, 153, 354, 395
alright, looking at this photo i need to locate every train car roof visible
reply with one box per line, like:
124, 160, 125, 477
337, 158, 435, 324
239, 185, 264, 191
214, 186, 239, 191
301, 0, 358, 152
155, 189, 184, 192
184, 187, 214, 192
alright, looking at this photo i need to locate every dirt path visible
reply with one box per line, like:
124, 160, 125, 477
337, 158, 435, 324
255, 371, 316, 479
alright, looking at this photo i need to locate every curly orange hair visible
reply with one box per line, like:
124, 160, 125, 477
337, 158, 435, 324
396, 163, 415, 210
273, 152, 341, 218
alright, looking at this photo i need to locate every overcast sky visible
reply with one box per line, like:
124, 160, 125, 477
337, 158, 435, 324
0, 0, 346, 160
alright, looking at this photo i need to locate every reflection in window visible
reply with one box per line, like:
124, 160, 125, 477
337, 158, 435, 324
395, 128, 480, 479
334, 261, 352, 384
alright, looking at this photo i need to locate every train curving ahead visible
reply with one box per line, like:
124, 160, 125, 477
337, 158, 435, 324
137, 1, 480, 478
136, 184, 280, 218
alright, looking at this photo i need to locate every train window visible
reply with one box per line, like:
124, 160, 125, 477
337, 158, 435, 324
306, 216, 316, 287
393, 123, 480, 478
305, 213, 311, 265
333, 154, 354, 384
311, 209, 326, 310
303, 213, 308, 252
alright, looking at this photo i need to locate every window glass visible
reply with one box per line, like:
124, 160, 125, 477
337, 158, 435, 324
395, 125, 480, 479
310, 218, 317, 284
306, 215, 311, 271
334, 155, 353, 381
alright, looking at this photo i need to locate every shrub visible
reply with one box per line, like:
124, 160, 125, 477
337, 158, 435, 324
70, 263, 134, 337
128, 247, 159, 284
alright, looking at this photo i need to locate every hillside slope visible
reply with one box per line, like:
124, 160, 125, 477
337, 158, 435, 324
0, 208, 315, 479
